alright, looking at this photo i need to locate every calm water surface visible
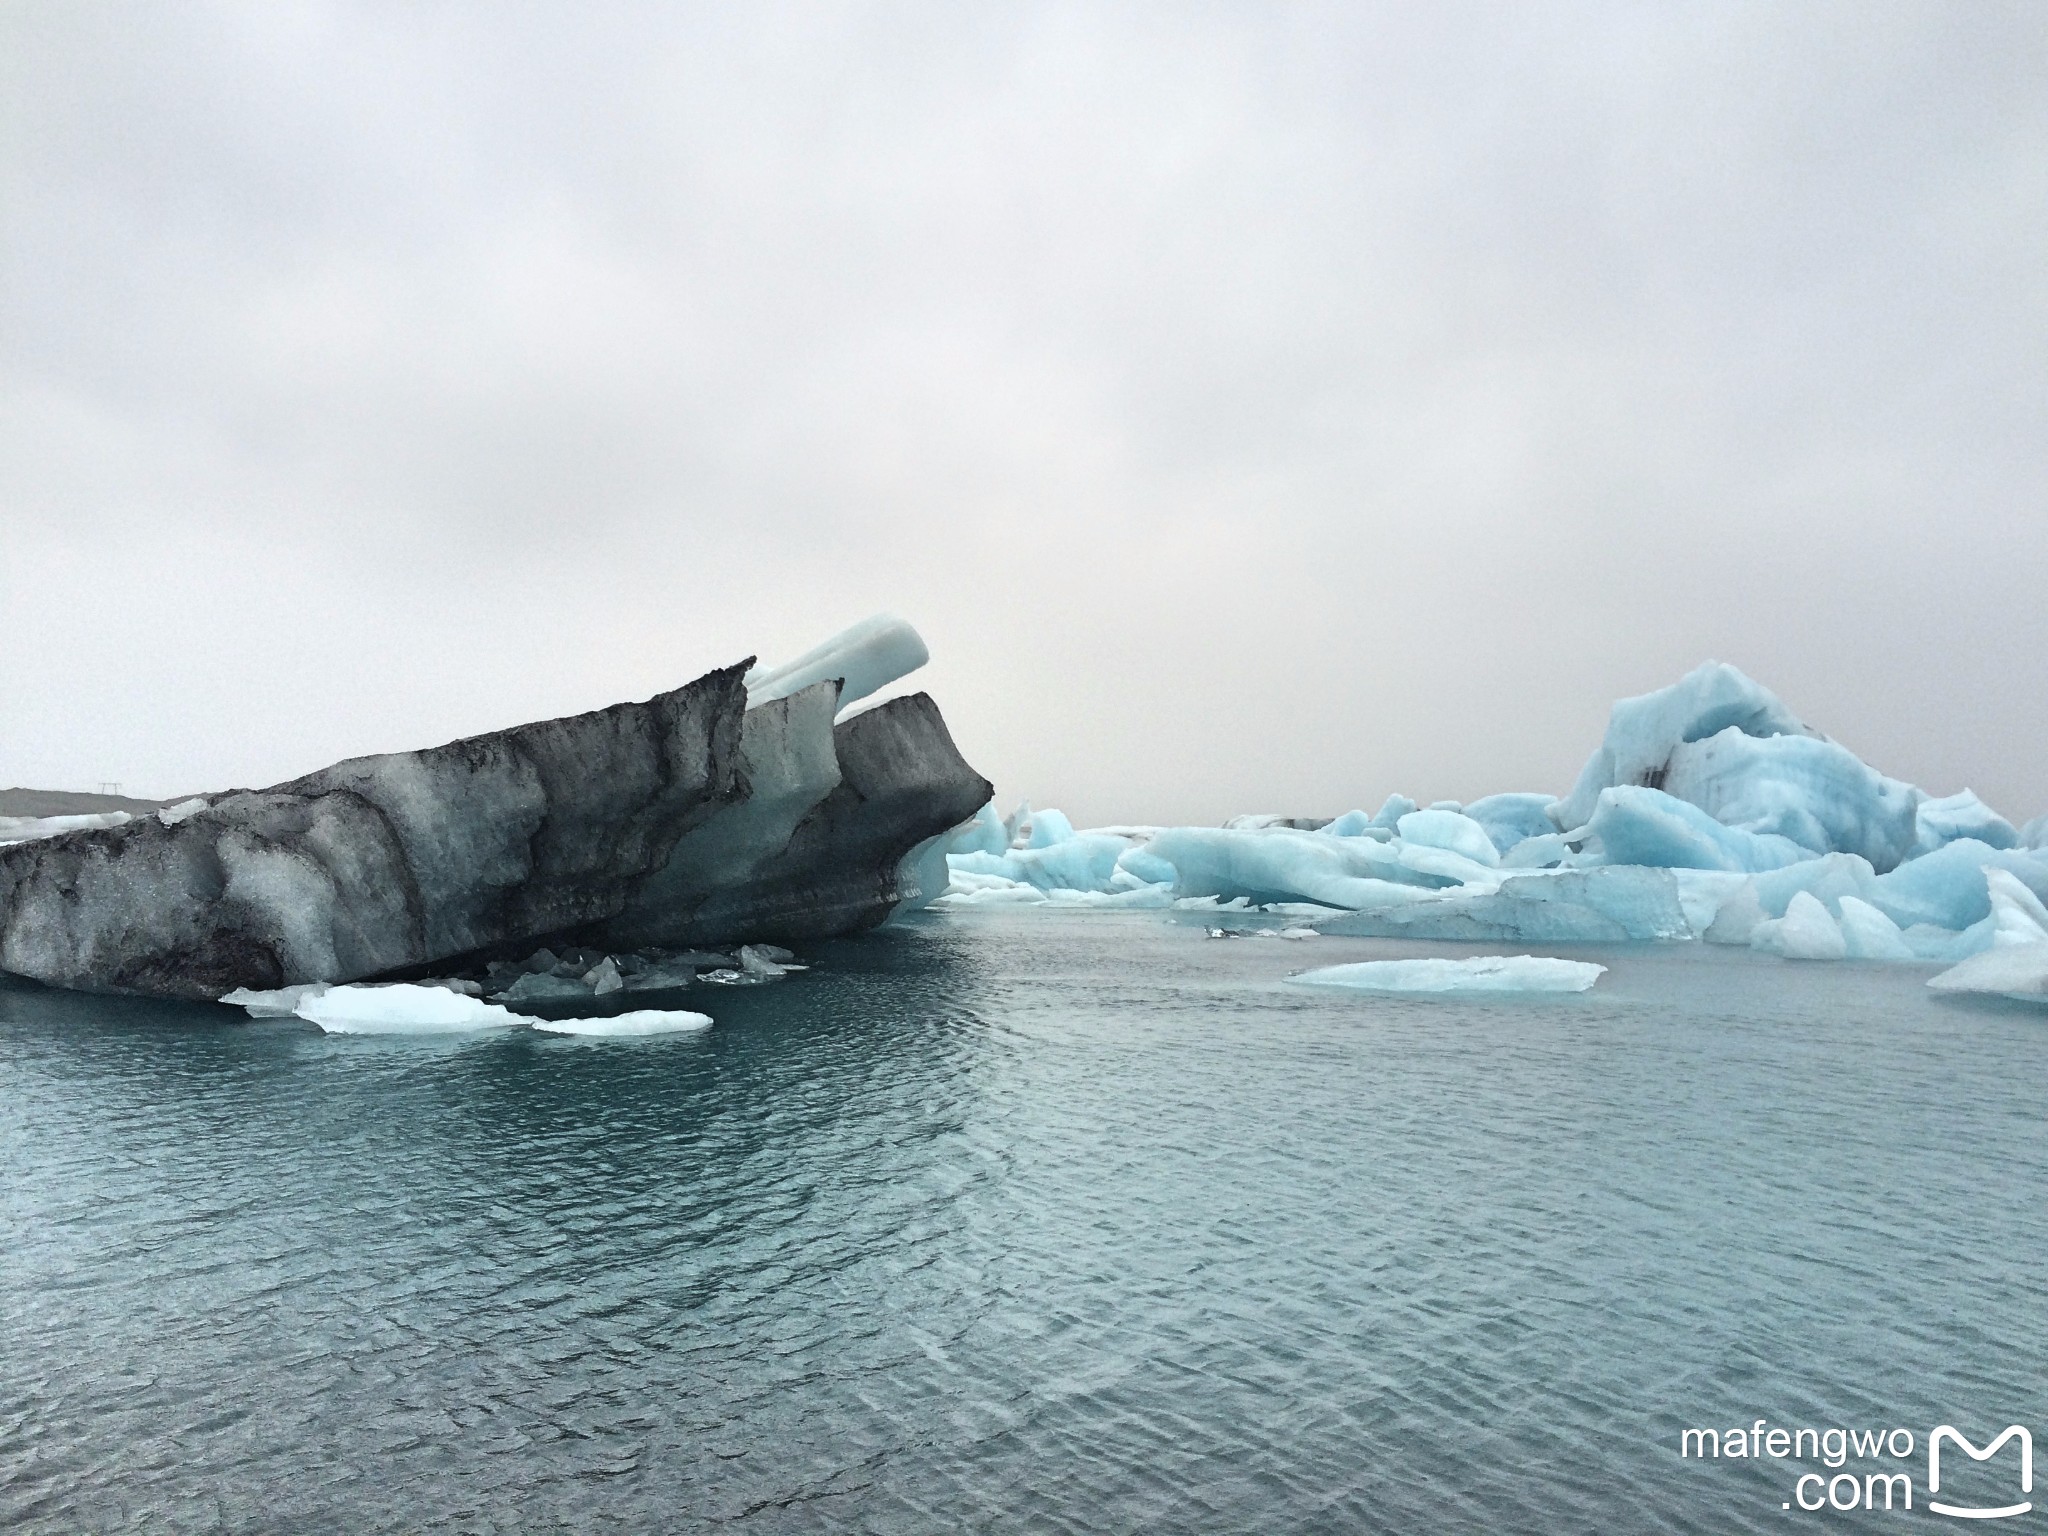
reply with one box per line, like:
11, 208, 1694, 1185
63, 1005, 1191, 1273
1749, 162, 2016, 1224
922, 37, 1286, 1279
2, 913, 2043, 1532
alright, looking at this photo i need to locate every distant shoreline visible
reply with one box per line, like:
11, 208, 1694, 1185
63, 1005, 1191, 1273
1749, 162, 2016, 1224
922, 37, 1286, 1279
0, 788, 170, 818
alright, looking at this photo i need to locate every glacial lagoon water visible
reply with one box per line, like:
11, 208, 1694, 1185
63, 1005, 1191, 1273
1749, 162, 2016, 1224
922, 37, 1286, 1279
3, 911, 2044, 1532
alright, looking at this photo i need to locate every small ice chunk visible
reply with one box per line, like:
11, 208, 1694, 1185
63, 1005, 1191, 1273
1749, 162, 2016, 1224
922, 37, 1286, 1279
1670, 869, 1752, 936
533, 1009, 714, 1036
156, 797, 210, 827
495, 971, 594, 1006
623, 958, 699, 991
1836, 896, 1913, 960
221, 982, 330, 1017
1754, 853, 1880, 919
1499, 832, 1573, 870
1702, 879, 1766, 945
1002, 801, 1034, 848
1395, 809, 1500, 867
1368, 794, 1419, 830
1114, 844, 1178, 885
1323, 810, 1373, 838
739, 944, 789, 978
584, 957, 624, 994
1986, 867, 2048, 946
1751, 890, 1847, 961
1927, 929, 2048, 1003
1463, 793, 1558, 855
948, 803, 1010, 857
1288, 955, 1605, 994
296, 983, 528, 1034
1026, 808, 1076, 848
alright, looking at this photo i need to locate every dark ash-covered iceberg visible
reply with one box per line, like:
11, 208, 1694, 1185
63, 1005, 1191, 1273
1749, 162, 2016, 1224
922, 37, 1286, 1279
0, 617, 989, 1000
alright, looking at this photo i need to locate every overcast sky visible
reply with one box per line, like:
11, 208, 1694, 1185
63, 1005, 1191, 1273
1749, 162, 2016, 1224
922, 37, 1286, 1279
3, 2, 2044, 826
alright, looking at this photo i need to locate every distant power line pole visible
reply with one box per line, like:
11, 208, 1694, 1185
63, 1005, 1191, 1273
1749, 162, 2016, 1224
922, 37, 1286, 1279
98, 781, 122, 797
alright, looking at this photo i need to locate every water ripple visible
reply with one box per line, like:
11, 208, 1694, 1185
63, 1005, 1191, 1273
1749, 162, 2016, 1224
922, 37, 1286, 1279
2, 915, 2044, 1531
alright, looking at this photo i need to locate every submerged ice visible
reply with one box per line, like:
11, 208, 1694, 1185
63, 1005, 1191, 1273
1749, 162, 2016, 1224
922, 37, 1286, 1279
532, 1009, 713, 1036
1287, 956, 1606, 994
935, 662, 2044, 972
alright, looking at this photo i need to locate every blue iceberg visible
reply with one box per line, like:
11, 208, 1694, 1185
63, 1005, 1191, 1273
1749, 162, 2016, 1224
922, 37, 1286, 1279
932, 660, 2042, 967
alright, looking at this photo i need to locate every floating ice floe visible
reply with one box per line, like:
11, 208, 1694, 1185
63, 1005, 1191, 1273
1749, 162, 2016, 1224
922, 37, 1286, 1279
1287, 956, 1607, 994
932, 661, 2047, 967
222, 977, 481, 1018
275, 981, 722, 1034
532, 1009, 714, 1036
294, 983, 530, 1034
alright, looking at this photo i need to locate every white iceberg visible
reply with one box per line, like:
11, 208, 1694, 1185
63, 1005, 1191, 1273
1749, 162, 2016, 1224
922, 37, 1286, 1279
742, 612, 929, 715
1926, 945, 2048, 1003
1984, 866, 2048, 944
1926, 876, 2048, 1001
1394, 808, 1500, 867
1287, 956, 1606, 994
1750, 890, 1848, 961
532, 1009, 713, 1036
1835, 896, 1915, 961
295, 983, 528, 1034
